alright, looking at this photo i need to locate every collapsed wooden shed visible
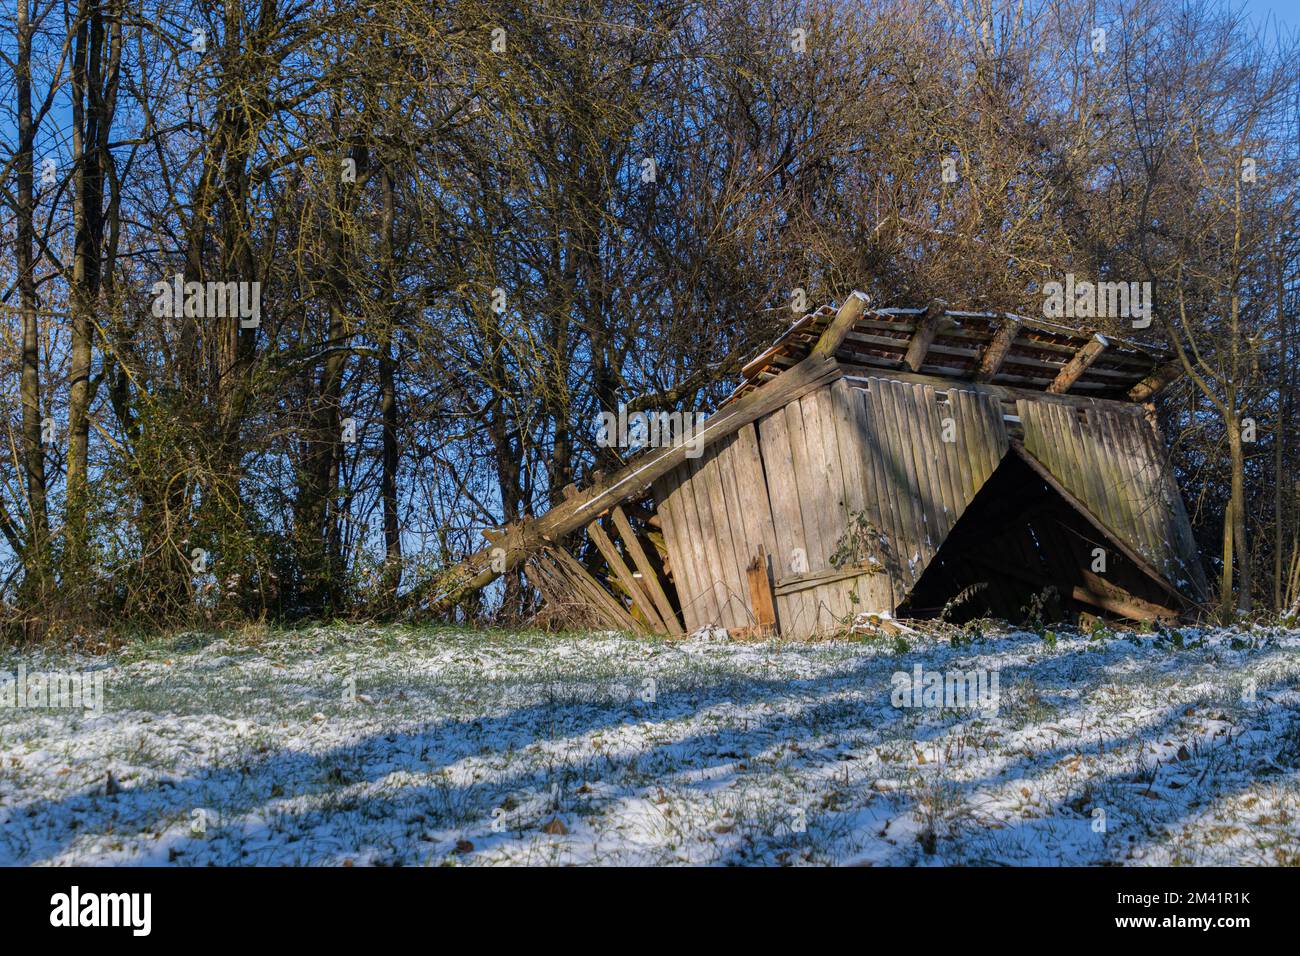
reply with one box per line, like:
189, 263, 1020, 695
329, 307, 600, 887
447, 293, 1209, 639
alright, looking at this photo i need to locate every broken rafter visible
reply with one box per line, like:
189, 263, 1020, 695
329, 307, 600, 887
577, 511, 669, 633
809, 292, 871, 359
1048, 333, 1108, 394
1127, 361, 1183, 401
902, 299, 948, 372
975, 316, 1021, 382
426, 337, 846, 614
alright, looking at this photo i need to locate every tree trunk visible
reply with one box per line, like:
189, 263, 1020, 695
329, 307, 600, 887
16, 0, 51, 608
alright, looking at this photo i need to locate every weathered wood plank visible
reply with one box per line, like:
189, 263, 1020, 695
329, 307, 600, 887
786, 394, 841, 631
1096, 408, 1159, 569
950, 390, 984, 509
918, 384, 957, 542
652, 474, 699, 631
727, 423, 784, 619
702, 436, 752, 629
676, 459, 721, 628
688, 451, 734, 628
757, 404, 815, 636
609, 505, 682, 635
784, 397, 828, 572
1115, 406, 1176, 572
929, 389, 964, 533
810, 387, 852, 624
853, 384, 901, 605
874, 379, 925, 583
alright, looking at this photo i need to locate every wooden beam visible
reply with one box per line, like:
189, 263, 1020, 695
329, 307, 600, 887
774, 559, 882, 596
1127, 361, 1183, 401
1069, 585, 1178, 623
975, 316, 1021, 382
1079, 568, 1180, 622
426, 346, 845, 612
839, 365, 1134, 414
1048, 333, 1108, 394
809, 291, 871, 360
610, 505, 683, 635
902, 299, 948, 372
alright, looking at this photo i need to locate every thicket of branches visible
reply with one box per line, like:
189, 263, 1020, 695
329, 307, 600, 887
1, 0, 1296, 638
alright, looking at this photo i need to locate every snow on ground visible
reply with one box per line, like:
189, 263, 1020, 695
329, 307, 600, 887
1, 622, 1298, 866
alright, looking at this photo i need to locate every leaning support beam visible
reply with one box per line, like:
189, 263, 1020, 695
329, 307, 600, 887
1048, 333, 1108, 394
425, 332, 849, 613
967, 552, 1178, 622
975, 315, 1021, 382
1070, 585, 1178, 623
902, 299, 948, 372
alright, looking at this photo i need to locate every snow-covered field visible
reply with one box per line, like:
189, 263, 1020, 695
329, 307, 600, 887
1, 622, 1298, 866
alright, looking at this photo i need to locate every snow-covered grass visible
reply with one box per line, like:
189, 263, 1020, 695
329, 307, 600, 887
1, 622, 1298, 866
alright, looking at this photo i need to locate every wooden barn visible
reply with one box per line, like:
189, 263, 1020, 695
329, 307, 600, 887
451, 293, 1209, 639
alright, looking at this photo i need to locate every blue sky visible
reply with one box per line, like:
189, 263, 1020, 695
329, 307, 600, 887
1241, 0, 1300, 33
